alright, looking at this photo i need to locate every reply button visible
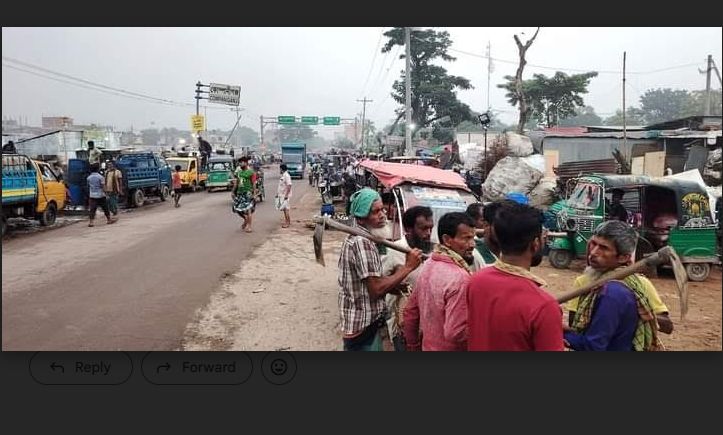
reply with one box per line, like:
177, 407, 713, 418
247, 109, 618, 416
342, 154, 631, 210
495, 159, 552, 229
29, 352, 133, 385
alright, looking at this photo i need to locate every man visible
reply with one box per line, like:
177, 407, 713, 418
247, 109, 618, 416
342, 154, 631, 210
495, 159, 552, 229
473, 200, 509, 265
565, 249, 674, 335
87, 141, 102, 166
87, 163, 117, 227
381, 206, 435, 351
466, 203, 491, 270
103, 160, 123, 216
467, 202, 563, 351
342, 172, 358, 216
2, 140, 17, 153
197, 135, 212, 169
607, 189, 629, 222
564, 221, 665, 351
338, 188, 423, 351
277, 163, 292, 228
403, 212, 476, 351
232, 157, 257, 233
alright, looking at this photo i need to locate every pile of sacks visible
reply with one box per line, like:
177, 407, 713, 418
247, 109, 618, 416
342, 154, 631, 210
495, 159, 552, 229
703, 148, 722, 186
481, 132, 558, 210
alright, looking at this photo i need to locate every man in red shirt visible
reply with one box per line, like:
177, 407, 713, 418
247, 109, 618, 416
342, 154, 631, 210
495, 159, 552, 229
403, 212, 476, 351
467, 202, 563, 351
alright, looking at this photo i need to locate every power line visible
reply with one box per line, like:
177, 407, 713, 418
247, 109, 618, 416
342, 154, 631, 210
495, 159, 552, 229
3, 55, 190, 106
358, 28, 385, 99
2, 57, 235, 112
410, 34, 705, 76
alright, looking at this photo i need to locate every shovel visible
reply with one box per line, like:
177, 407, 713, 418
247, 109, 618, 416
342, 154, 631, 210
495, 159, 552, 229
312, 215, 429, 267
556, 245, 689, 320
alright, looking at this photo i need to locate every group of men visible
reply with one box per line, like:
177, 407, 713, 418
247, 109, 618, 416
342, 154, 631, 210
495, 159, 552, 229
86, 160, 121, 227
337, 188, 673, 351
231, 156, 293, 232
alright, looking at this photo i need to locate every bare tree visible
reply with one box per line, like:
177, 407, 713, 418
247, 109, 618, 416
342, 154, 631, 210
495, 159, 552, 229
513, 27, 540, 134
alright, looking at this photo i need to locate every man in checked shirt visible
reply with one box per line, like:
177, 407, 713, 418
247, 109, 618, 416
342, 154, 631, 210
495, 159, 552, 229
338, 188, 423, 351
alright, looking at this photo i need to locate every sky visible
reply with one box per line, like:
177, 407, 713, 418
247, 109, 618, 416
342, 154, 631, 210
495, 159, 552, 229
2, 27, 721, 139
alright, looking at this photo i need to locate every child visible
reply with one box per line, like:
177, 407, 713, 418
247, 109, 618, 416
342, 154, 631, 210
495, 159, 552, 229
172, 165, 183, 208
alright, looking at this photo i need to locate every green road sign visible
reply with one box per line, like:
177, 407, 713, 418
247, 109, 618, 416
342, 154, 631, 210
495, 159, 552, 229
301, 116, 319, 125
278, 116, 296, 124
323, 116, 340, 125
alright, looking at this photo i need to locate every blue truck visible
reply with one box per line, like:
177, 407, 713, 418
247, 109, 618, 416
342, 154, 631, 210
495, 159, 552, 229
114, 152, 172, 207
280, 143, 307, 179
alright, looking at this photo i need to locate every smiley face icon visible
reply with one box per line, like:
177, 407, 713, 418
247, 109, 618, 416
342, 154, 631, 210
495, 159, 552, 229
270, 359, 287, 376
262, 352, 296, 385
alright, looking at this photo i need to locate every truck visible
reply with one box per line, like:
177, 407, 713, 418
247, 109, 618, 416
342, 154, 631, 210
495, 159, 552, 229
2, 153, 67, 237
281, 142, 307, 179
114, 152, 173, 207
166, 151, 208, 192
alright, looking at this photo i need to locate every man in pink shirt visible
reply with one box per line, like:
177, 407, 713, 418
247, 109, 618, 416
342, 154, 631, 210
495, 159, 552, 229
403, 212, 476, 351
467, 202, 563, 351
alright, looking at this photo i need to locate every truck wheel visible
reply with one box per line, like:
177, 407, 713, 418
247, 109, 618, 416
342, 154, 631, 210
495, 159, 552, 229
133, 189, 145, 207
159, 185, 169, 202
40, 202, 58, 226
685, 263, 710, 282
549, 249, 572, 269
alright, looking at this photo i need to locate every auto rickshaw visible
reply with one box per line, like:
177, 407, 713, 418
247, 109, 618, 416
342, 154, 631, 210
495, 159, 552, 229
205, 155, 235, 192
357, 160, 477, 242
547, 173, 719, 281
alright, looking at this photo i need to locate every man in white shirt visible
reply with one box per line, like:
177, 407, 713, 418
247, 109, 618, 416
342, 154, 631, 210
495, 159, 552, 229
87, 141, 102, 166
381, 206, 435, 351
277, 163, 293, 228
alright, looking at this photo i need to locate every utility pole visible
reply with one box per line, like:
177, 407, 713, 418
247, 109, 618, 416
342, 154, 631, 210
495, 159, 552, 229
705, 54, 713, 116
357, 98, 373, 152
404, 26, 412, 156
486, 41, 492, 112
622, 51, 627, 151
259, 115, 264, 147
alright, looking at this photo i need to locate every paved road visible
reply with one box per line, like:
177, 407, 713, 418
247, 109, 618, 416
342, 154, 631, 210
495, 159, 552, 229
2, 166, 314, 350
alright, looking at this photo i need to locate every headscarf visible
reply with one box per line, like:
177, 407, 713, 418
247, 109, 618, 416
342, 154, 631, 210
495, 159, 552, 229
349, 188, 381, 218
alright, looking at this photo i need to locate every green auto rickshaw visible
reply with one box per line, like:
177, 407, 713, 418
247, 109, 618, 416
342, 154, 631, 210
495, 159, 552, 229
205, 155, 235, 192
547, 173, 719, 281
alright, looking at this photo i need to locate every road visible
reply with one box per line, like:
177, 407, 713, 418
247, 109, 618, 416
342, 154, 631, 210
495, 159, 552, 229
2, 166, 318, 350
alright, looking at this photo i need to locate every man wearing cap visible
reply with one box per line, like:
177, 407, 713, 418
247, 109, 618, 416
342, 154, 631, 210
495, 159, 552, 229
338, 188, 423, 351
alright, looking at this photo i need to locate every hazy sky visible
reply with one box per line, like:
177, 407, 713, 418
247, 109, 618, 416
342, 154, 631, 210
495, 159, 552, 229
2, 27, 721, 138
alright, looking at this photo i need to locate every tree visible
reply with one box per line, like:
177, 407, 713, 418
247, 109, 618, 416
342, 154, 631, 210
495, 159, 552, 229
603, 107, 646, 126
686, 89, 723, 116
141, 128, 160, 147
382, 28, 474, 143
233, 126, 259, 147
278, 124, 317, 142
559, 106, 603, 127
500, 71, 598, 128
333, 137, 355, 150
639, 88, 694, 125
503, 27, 540, 134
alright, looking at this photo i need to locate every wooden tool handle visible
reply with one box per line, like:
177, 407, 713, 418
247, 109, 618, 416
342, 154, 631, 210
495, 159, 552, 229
556, 247, 673, 304
317, 217, 430, 259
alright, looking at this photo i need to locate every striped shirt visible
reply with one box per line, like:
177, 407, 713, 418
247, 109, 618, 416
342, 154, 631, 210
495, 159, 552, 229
337, 225, 385, 335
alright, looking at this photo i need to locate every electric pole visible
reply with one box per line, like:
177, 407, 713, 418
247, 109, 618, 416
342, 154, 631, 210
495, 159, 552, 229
260, 116, 265, 147
705, 54, 713, 116
357, 98, 373, 152
404, 26, 412, 156
622, 51, 627, 151
487, 41, 492, 112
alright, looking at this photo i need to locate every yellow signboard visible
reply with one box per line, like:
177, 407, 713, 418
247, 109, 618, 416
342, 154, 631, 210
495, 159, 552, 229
191, 115, 205, 132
